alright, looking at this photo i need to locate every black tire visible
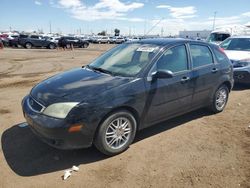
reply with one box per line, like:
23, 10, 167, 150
25, 42, 32, 49
94, 110, 137, 156
83, 43, 89, 48
48, 43, 56, 49
209, 84, 229, 113
66, 43, 71, 49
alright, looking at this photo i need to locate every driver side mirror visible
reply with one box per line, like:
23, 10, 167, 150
150, 70, 173, 81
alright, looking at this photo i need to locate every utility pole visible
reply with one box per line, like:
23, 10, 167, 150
146, 18, 164, 36
212, 11, 217, 30
49, 21, 52, 34
161, 27, 164, 37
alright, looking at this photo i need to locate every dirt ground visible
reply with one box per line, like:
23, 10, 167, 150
0, 44, 249, 188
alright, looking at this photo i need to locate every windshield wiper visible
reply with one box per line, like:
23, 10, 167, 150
87, 65, 114, 76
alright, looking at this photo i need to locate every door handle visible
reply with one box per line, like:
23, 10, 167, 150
212, 68, 218, 73
181, 76, 190, 83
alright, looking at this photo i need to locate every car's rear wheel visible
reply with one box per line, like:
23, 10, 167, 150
94, 110, 137, 156
48, 43, 55, 49
209, 84, 229, 113
25, 42, 32, 49
66, 44, 71, 49
83, 43, 89, 48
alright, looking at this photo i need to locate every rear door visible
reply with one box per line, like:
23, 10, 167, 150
144, 44, 194, 125
188, 43, 221, 108
30, 35, 40, 46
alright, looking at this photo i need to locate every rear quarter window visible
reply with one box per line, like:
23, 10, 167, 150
213, 48, 230, 64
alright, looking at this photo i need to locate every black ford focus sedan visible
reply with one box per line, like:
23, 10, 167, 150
22, 38, 234, 156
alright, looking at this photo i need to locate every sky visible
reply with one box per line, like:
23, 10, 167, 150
1, 0, 250, 36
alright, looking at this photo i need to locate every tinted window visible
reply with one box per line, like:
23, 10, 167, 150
157, 45, 188, 73
207, 33, 230, 43
19, 35, 28, 38
190, 45, 213, 68
90, 43, 159, 76
220, 38, 250, 51
30, 35, 39, 39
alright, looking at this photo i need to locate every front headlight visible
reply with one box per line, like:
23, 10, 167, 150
43, 102, 79, 119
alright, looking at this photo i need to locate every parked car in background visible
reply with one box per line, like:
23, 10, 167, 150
9, 34, 28, 47
115, 37, 125, 44
0, 37, 9, 47
46, 36, 60, 44
220, 36, 250, 84
18, 35, 57, 49
207, 25, 250, 44
0, 38, 4, 48
22, 38, 233, 156
109, 36, 116, 43
59, 36, 89, 48
96, 36, 110, 44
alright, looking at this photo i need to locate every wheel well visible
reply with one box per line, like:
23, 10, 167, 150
25, 42, 32, 46
222, 81, 232, 92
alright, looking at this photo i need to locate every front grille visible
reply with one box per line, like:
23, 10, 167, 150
28, 97, 45, 112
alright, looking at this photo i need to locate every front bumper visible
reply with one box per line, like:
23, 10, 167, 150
22, 96, 94, 149
234, 69, 250, 84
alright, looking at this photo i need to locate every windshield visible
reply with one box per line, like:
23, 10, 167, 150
220, 38, 250, 51
207, 33, 230, 43
88, 43, 160, 77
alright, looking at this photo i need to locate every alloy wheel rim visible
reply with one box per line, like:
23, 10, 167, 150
216, 88, 227, 110
105, 117, 132, 149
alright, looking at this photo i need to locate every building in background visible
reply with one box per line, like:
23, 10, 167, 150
179, 30, 212, 40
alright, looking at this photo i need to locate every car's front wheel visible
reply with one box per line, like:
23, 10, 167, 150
209, 84, 229, 113
83, 43, 89, 48
94, 110, 137, 156
25, 42, 32, 49
48, 43, 56, 49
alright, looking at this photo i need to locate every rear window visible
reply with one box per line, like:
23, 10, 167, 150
190, 44, 213, 68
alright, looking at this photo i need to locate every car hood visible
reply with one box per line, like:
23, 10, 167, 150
31, 67, 131, 106
224, 50, 250, 61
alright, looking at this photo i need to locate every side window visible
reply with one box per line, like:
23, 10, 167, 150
30, 35, 39, 39
190, 44, 213, 68
157, 45, 188, 73
213, 48, 229, 64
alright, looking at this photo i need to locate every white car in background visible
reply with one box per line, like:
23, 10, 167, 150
220, 36, 250, 84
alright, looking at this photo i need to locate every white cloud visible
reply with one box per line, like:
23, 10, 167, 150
156, 5, 197, 19
149, 14, 246, 35
58, 0, 81, 8
34, 0, 42, 6
56, 0, 144, 22
155, 5, 170, 9
93, 0, 144, 12
242, 12, 250, 17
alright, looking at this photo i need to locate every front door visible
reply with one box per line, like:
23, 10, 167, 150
143, 44, 194, 126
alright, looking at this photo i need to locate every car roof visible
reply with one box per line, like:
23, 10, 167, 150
228, 35, 250, 39
129, 38, 210, 46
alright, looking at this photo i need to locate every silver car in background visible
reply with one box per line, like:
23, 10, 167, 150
220, 36, 250, 84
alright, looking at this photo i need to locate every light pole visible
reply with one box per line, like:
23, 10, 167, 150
212, 11, 217, 30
